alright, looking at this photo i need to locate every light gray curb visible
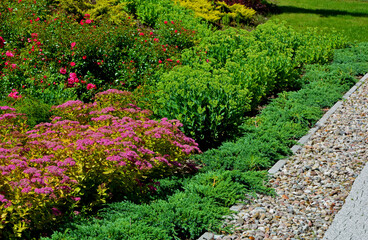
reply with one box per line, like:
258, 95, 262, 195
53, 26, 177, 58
198, 232, 214, 240
323, 161, 368, 239
197, 73, 368, 240
268, 160, 287, 175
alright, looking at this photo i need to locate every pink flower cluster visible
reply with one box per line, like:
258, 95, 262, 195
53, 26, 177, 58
0, 106, 16, 111
6, 51, 14, 57
60, 69, 91, 89
0, 194, 8, 203
95, 88, 128, 96
87, 83, 96, 90
8, 89, 22, 99
80, 14, 93, 25
67, 72, 79, 86
59, 67, 66, 74
53, 100, 84, 110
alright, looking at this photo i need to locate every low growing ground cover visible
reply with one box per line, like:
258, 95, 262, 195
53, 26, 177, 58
1, 0, 367, 239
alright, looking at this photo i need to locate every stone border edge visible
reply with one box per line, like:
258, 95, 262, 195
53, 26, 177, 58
197, 73, 368, 240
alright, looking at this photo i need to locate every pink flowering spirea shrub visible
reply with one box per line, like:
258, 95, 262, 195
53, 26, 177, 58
0, 90, 200, 238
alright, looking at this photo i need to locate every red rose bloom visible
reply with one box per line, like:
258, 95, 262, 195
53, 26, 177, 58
87, 83, 96, 90
0, 37, 4, 48
59, 68, 67, 74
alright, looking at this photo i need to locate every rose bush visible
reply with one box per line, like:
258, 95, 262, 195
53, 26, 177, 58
0, 0, 189, 104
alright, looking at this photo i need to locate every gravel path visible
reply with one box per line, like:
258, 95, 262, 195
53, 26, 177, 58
211, 74, 368, 240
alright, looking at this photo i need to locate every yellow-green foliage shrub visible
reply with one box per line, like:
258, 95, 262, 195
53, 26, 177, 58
55, 0, 131, 24
175, 0, 222, 22
216, 2, 256, 24
174, 0, 256, 24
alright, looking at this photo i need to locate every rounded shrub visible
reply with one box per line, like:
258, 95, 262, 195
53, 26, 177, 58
153, 65, 251, 149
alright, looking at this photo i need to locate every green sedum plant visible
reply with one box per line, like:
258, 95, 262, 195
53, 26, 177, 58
153, 21, 347, 149
154, 65, 251, 148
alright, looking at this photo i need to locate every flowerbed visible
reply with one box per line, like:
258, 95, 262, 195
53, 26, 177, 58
0, 0, 363, 239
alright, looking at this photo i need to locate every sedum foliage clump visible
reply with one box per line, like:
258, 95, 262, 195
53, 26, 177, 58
154, 65, 252, 149
153, 21, 348, 149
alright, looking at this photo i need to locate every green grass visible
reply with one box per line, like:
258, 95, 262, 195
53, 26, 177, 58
269, 0, 368, 42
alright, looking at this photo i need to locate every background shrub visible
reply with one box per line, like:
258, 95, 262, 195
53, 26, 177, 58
174, 0, 257, 25
119, 0, 212, 37
55, 0, 131, 24
216, 0, 270, 13
0, 0, 186, 104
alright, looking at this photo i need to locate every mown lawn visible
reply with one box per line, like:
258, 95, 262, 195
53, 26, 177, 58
270, 0, 368, 42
